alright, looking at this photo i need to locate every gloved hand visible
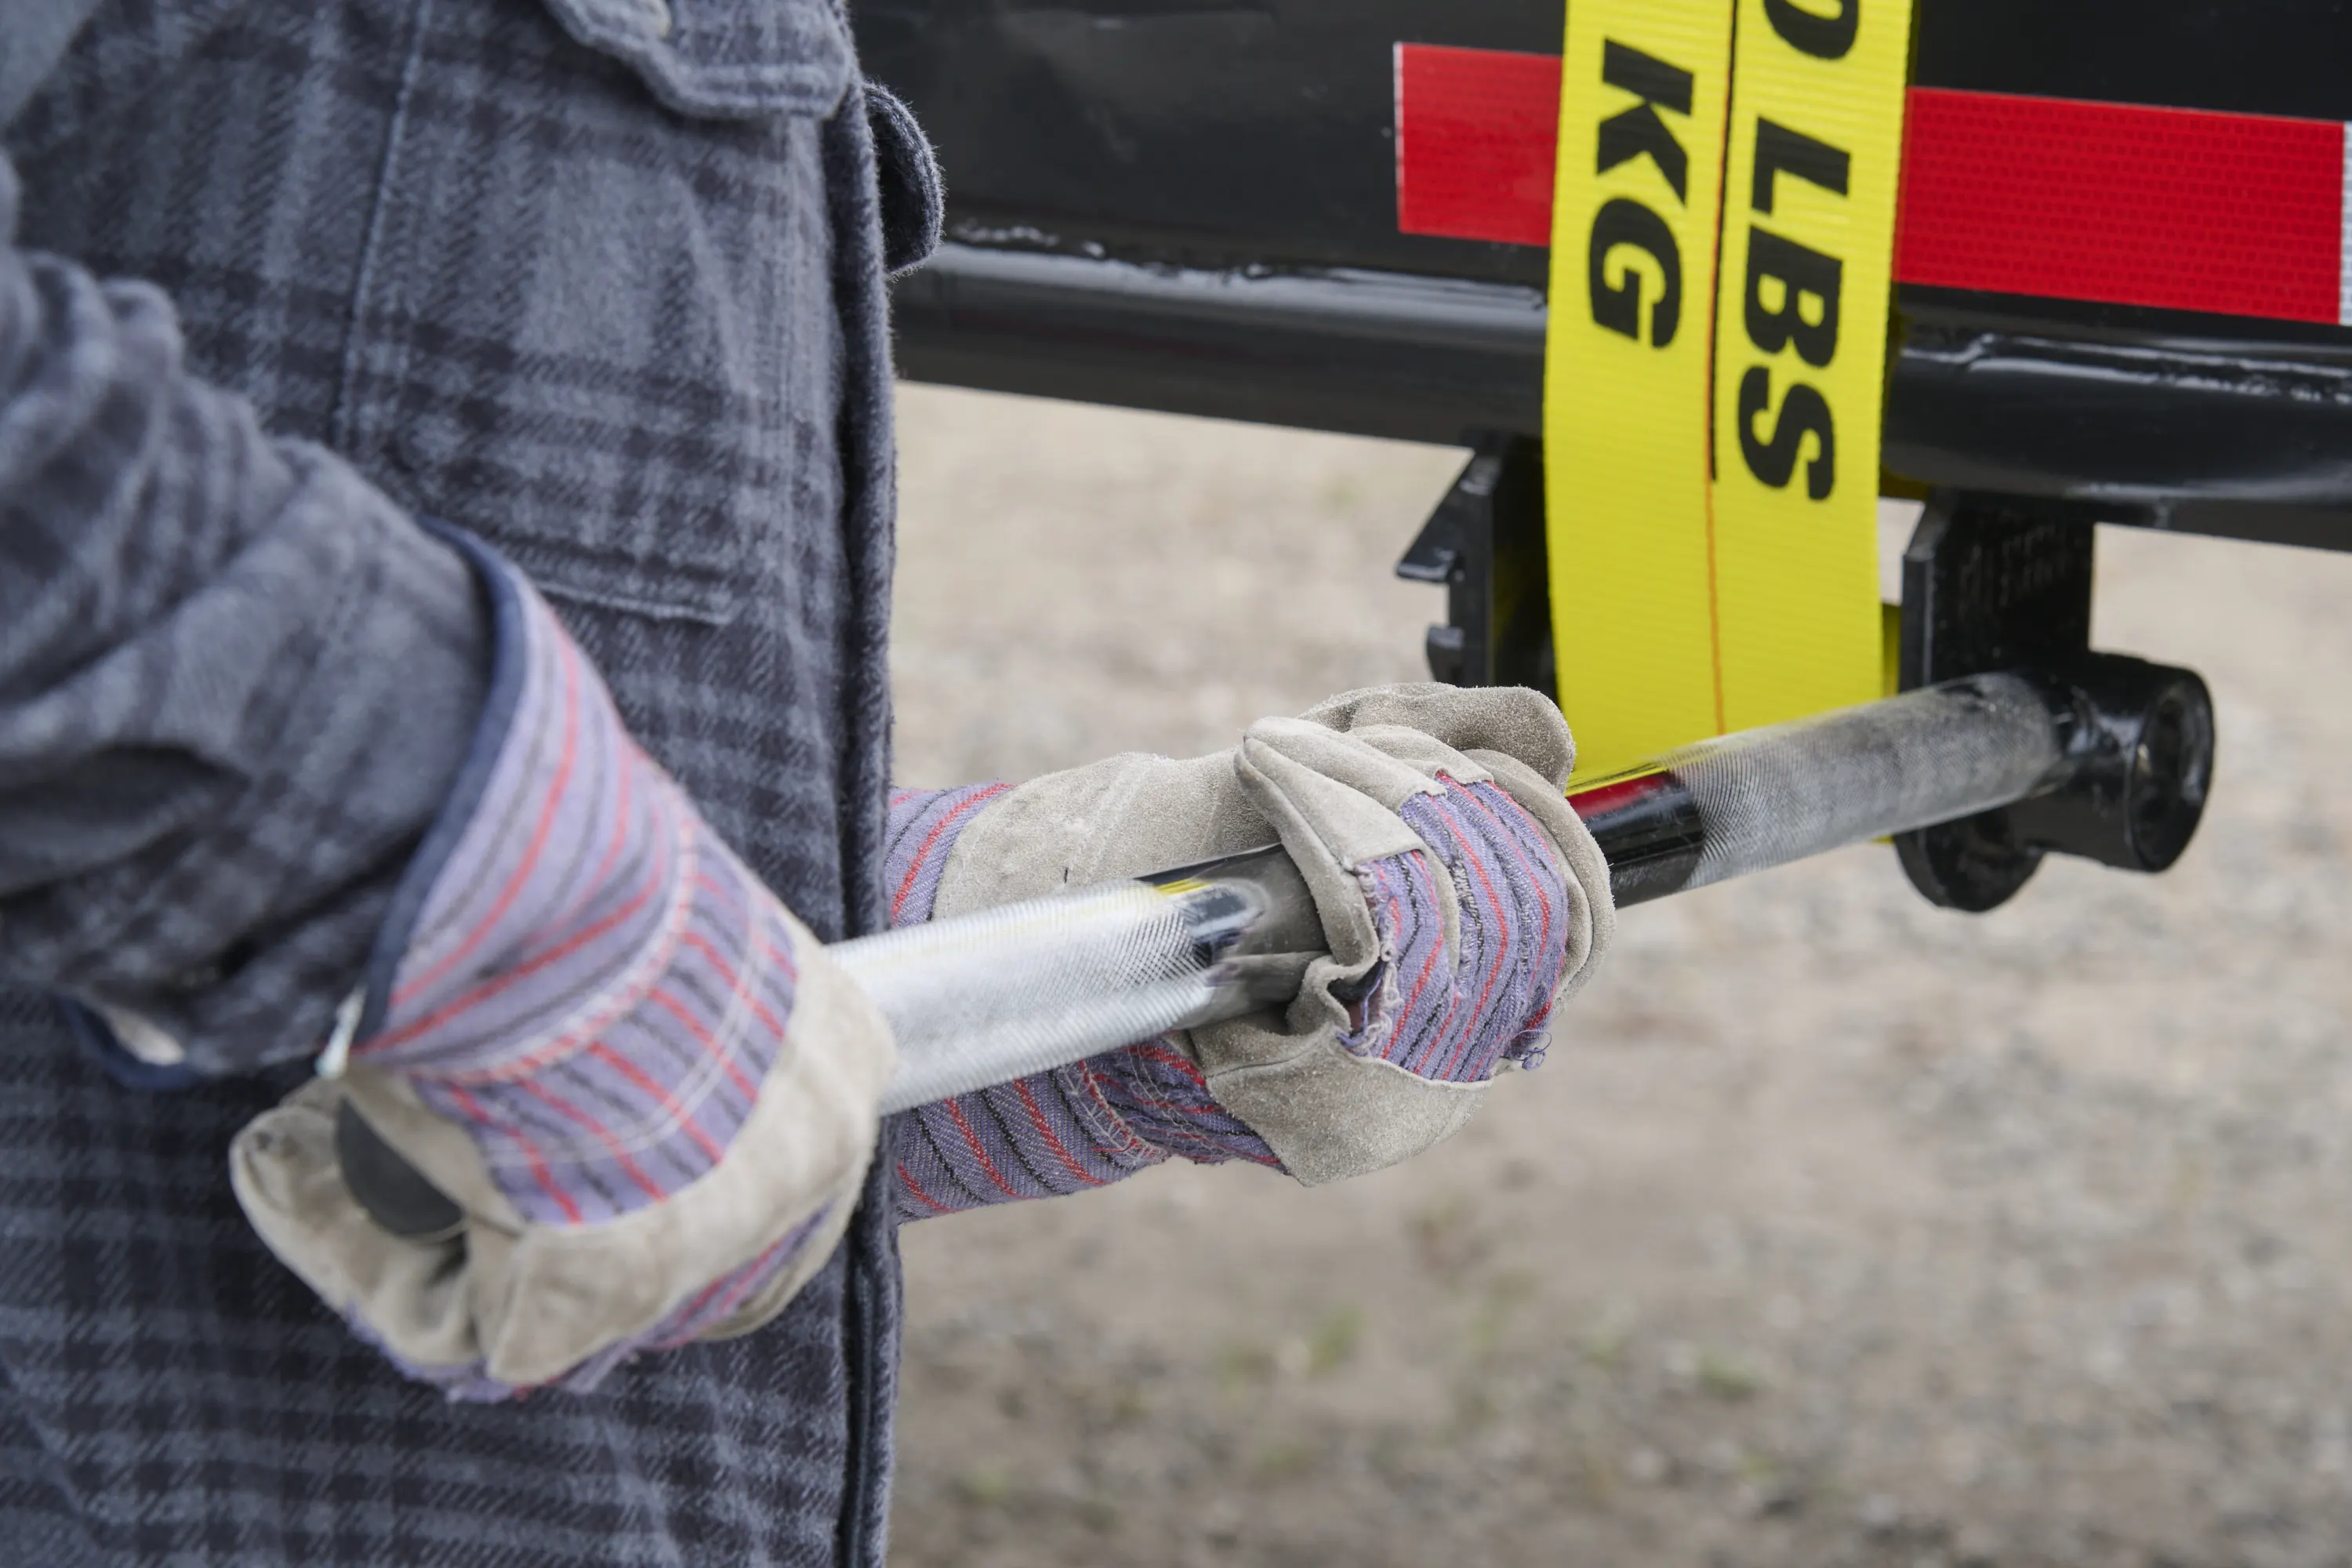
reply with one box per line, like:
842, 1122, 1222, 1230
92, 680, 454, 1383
912, 684, 1612, 1188
230, 556, 894, 1399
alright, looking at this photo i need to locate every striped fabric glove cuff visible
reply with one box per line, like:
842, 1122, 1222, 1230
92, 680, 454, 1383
1348, 777, 1577, 1080
232, 534, 894, 1399
884, 785, 1280, 1221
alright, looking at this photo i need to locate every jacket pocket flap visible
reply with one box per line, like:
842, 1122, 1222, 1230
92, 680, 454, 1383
539, 0, 853, 120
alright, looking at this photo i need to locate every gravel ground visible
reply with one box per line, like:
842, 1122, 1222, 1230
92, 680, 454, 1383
884, 383, 2352, 1568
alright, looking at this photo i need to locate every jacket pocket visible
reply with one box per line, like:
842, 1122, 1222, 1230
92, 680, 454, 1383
358, 0, 854, 623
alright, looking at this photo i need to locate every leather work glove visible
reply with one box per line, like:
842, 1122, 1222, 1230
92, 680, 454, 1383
908, 684, 1613, 1189
230, 556, 895, 1399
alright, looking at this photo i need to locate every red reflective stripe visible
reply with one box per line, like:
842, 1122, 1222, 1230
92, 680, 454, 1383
1394, 43, 1561, 247
1897, 89, 2343, 324
1392, 45, 2352, 326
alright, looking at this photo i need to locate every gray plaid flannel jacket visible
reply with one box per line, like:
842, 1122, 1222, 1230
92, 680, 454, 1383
0, 2, 937, 1561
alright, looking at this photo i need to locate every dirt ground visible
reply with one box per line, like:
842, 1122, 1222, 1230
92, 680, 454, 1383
882, 384, 2352, 1568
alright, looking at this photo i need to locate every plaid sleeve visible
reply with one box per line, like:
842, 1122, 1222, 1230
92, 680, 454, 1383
882, 786, 1282, 1223
0, 150, 490, 1083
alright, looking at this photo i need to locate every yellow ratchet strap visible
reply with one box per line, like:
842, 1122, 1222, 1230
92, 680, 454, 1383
1544, 0, 1917, 781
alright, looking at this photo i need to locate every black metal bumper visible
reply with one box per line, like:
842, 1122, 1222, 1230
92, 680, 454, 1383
895, 245, 2352, 554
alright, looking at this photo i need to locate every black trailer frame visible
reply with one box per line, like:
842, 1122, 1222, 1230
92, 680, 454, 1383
860, 0, 2292, 906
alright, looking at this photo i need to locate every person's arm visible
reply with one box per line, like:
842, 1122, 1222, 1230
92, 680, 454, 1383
0, 149, 488, 1076
0, 148, 895, 1399
231, 560, 895, 1400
